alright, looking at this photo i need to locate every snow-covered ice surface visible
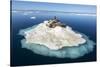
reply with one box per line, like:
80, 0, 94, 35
19, 20, 95, 59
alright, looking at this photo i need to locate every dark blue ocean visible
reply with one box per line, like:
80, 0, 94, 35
11, 10, 96, 66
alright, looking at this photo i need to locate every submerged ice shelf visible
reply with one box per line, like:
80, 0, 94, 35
19, 17, 95, 58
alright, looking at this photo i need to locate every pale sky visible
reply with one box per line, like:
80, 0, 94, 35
12, 1, 96, 14
12, 0, 96, 5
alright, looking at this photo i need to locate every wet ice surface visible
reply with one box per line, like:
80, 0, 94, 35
19, 20, 95, 59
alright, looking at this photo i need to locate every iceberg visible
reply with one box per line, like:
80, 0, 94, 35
19, 17, 95, 58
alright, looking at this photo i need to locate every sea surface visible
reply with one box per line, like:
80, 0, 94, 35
11, 10, 96, 66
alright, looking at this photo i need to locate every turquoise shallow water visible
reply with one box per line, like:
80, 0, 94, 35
19, 25, 95, 59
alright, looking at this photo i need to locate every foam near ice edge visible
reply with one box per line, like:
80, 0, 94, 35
21, 35, 95, 58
